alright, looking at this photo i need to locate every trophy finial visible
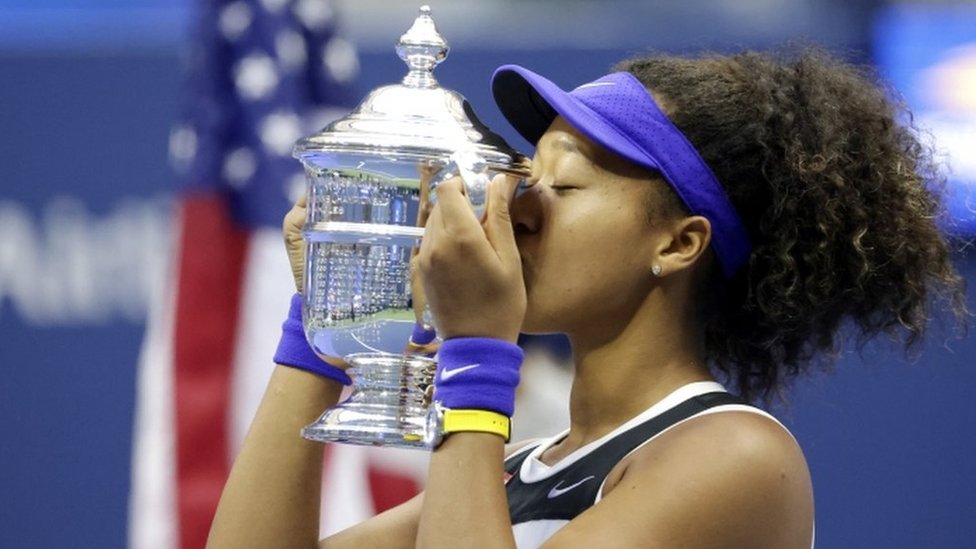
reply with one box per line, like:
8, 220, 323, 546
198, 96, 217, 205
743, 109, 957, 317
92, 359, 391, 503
396, 5, 449, 88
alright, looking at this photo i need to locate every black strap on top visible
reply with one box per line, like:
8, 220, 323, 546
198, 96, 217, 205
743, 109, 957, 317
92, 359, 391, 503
505, 391, 749, 524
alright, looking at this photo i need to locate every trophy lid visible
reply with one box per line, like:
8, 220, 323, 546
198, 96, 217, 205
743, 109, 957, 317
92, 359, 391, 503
294, 5, 529, 175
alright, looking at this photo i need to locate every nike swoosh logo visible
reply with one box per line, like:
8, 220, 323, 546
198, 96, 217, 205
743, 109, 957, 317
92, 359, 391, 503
440, 363, 480, 381
573, 82, 616, 91
547, 475, 596, 499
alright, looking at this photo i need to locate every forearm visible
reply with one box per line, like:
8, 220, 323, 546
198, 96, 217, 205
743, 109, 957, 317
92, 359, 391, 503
207, 365, 343, 549
416, 433, 515, 549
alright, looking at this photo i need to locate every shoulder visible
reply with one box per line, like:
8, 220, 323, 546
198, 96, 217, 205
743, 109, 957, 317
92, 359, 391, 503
546, 408, 813, 548
624, 408, 813, 545
642, 406, 807, 468
627, 407, 812, 503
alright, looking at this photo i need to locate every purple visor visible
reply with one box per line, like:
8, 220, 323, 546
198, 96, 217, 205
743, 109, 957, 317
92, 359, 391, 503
491, 64, 751, 278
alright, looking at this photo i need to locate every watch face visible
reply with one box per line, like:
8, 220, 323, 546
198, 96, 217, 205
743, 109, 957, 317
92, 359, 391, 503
422, 403, 442, 449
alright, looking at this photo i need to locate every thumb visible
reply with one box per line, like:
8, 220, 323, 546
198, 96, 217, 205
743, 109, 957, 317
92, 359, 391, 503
484, 174, 520, 264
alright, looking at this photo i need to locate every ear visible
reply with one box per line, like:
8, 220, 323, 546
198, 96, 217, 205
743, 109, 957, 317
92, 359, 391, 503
652, 215, 712, 277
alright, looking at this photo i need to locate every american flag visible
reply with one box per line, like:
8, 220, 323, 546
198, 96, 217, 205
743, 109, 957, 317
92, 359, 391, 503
128, 2, 427, 547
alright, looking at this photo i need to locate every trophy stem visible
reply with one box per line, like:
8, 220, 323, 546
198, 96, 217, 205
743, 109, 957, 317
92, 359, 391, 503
301, 352, 437, 449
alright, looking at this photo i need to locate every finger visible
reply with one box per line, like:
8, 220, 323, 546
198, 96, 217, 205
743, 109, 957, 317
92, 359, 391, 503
408, 255, 428, 322
480, 176, 494, 229
419, 194, 445, 253
481, 173, 525, 227
413, 163, 437, 259
417, 162, 437, 228
434, 177, 482, 236
484, 174, 521, 264
283, 201, 306, 236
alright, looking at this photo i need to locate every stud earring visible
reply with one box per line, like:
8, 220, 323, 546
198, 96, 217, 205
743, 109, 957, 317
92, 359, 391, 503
652, 264, 663, 277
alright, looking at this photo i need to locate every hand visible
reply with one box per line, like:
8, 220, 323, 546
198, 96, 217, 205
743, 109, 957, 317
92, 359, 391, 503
283, 192, 307, 294
415, 174, 525, 343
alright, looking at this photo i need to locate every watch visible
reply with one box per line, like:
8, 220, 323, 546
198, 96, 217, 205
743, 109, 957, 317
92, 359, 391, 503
424, 402, 511, 449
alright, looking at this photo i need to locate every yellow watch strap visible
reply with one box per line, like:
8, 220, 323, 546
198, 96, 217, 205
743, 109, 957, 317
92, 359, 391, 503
442, 409, 511, 442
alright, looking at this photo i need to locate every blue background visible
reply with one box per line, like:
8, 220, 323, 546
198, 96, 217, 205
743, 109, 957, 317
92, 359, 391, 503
1, 2, 974, 548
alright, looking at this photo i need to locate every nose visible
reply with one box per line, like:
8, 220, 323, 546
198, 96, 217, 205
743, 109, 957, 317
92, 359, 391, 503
510, 179, 542, 235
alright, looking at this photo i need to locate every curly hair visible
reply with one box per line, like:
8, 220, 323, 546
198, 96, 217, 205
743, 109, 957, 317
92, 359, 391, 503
615, 49, 967, 402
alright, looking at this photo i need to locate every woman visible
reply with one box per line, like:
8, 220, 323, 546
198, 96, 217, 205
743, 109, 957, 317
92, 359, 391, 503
207, 49, 964, 548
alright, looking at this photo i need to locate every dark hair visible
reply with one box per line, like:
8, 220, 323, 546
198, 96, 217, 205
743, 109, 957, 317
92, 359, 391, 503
615, 49, 967, 402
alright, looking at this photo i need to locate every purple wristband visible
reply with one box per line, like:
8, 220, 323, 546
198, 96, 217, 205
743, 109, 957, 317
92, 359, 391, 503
434, 338, 523, 417
410, 322, 438, 345
273, 294, 352, 385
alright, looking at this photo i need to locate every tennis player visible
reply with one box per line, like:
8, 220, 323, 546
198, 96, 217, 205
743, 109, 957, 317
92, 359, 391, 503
207, 49, 965, 549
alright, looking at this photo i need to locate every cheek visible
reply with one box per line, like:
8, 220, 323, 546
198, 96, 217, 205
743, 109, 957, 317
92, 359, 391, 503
523, 252, 648, 333
559, 199, 650, 273
524, 202, 652, 324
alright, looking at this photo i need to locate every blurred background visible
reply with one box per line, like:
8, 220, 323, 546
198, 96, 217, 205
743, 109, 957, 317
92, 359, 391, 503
1, 0, 974, 547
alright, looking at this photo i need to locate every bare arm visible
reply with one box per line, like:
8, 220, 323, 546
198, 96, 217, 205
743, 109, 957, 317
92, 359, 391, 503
206, 365, 342, 549
208, 185, 432, 549
413, 175, 527, 548
208, 185, 422, 548
207, 361, 535, 549
417, 433, 514, 549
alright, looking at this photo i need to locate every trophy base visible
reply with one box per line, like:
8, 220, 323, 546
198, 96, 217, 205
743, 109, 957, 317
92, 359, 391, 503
301, 352, 436, 450
301, 403, 429, 449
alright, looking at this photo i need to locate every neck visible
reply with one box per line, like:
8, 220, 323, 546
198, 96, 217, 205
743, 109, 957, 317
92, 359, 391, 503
560, 288, 713, 449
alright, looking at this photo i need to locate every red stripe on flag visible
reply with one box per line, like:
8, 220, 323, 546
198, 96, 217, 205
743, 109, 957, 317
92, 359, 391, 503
367, 466, 421, 514
172, 194, 249, 549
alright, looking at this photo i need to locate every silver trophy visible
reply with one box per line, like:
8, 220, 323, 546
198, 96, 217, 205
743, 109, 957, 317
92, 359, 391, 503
294, 6, 529, 449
